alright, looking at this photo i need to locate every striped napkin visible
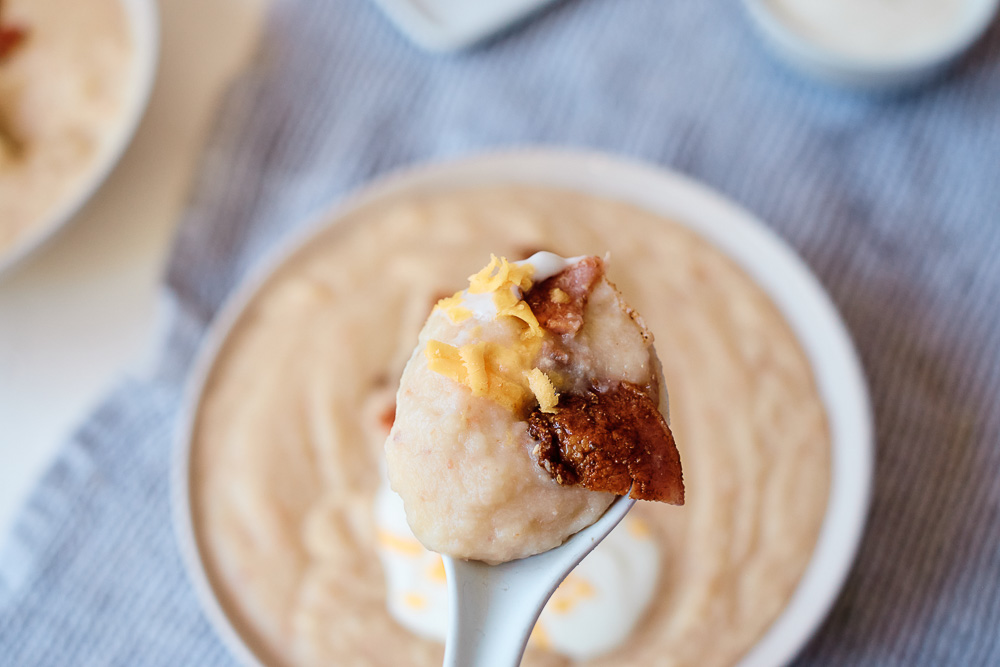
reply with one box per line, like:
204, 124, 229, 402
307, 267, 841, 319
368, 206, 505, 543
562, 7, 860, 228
2, 1, 999, 664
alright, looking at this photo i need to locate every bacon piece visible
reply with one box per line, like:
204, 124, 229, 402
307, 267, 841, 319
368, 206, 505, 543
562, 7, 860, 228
379, 403, 396, 434
527, 382, 684, 504
524, 256, 603, 336
0, 25, 27, 62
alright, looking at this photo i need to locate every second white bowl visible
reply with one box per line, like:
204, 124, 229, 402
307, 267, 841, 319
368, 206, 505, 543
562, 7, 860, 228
742, 0, 999, 89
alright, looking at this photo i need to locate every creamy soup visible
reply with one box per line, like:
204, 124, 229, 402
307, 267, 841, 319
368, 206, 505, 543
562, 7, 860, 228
387, 252, 683, 565
192, 186, 831, 667
0, 0, 134, 256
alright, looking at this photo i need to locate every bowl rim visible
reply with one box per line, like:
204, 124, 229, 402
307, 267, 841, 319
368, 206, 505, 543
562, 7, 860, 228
0, 0, 160, 277
740, 0, 1000, 87
369, 0, 563, 52
741, 0, 1000, 90
172, 147, 874, 667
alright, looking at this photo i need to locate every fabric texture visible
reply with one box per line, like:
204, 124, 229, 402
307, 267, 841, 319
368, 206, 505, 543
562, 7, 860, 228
3, 1, 1000, 664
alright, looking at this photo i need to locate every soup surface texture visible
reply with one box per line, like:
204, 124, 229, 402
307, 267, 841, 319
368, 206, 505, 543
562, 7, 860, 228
192, 186, 831, 667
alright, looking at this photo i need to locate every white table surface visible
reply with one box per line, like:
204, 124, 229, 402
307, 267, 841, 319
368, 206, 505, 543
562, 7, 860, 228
0, 0, 266, 547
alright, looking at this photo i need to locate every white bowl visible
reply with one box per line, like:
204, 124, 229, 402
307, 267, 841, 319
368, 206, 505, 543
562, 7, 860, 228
0, 0, 159, 276
741, 0, 999, 89
369, 0, 561, 52
173, 149, 874, 667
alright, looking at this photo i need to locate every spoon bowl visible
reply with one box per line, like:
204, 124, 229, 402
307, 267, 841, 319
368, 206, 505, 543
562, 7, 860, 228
442, 493, 638, 667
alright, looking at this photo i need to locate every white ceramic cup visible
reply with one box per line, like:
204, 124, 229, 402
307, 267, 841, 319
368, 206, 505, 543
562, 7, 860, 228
0, 0, 159, 276
173, 148, 874, 667
741, 0, 999, 89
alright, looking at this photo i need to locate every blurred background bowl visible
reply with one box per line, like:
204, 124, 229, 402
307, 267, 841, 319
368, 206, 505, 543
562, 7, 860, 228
741, 0, 1000, 90
0, 0, 159, 276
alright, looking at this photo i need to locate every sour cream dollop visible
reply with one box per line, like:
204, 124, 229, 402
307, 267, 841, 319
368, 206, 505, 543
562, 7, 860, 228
374, 480, 661, 660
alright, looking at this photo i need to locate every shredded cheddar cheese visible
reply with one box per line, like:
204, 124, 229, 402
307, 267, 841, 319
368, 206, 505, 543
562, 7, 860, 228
424, 255, 559, 412
626, 517, 652, 539
493, 288, 544, 339
527, 368, 559, 413
377, 529, 424, 556
424, 339, 535, 412
468, 254, 534, 294
549, 573, 597, 614
425, 340, 467, 385
529, 622, 552, 650
427, 556, 447, 583
459, 343, 489, 396
550, 287, 570, 304
434, 292, 472, 323
403, 593, 428, 610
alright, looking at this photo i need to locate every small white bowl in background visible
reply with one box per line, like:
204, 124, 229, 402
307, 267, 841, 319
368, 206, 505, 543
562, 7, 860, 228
0, 0, 159, 276
742, 0, 999, 89
369, 0, 560, 52
173, 149, 874, 667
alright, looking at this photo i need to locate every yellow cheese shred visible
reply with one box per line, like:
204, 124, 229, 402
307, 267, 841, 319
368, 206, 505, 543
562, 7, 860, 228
425, 339, 536, 412
427, 556, 447, 583
425, 255, 555, 412
550, 288, 570, 304
549, 573, 596, 615
403, 593, 428, 610
529, 622, 552, 650
526, 368, 559, 413
425, 340, 466, 385
459, 343, 489, 397
493, 288, 543, 339
377, 529, 424, 556
468, 254, 534, 294
434, 293, 472, 323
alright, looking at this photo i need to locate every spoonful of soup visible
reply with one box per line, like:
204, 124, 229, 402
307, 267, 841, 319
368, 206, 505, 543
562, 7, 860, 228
385, 252, 684, 665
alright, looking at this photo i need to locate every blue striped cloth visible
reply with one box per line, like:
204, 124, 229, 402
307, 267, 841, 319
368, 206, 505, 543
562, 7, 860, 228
2, 1, 999, 664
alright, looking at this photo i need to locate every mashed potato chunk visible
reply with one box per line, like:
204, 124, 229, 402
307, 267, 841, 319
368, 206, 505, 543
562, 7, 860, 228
385, 252, 684, 564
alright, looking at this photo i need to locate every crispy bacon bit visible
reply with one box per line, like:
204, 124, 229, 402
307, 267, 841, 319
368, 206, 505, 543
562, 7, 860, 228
527, 382, 684, 504
0, 28, 24, 61
524, 257, 604, 336
379, 403, 396, 434
0, 0, 28, 63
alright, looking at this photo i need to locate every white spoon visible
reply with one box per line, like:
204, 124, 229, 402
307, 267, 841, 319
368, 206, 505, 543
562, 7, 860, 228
441, 492, 637, 667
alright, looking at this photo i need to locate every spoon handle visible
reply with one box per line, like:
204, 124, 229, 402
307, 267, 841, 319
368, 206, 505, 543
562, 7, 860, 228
442, 556, 556, 667
442, 495, 637, 667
